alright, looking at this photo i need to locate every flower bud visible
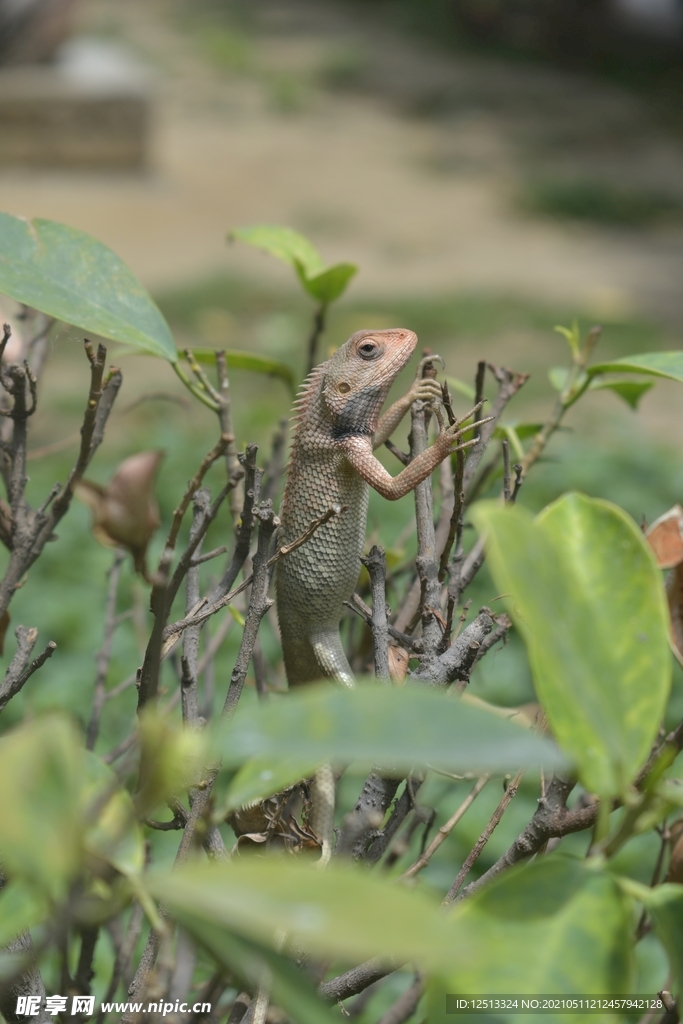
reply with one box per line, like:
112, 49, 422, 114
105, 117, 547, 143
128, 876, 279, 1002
76, 450, 163, 576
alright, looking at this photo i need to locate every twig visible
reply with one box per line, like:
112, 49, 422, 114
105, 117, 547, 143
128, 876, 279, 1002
260, 418, 288, 505
73, 927, 98, 995
181, 491, 211, 726
361, 546, 391, 680
462, 364, 529, 494
215, 351, 243, 524
96, 904, 144, 1023
306, 303, 326, 375
520, 326, 600, 479
190, 545, 228, 567
162, 506, 345, 647
364, 774, 425, 864
0, 628, 56, 713
136, 436, 235, 711
223, 503, 279, 718
0, 345, 121, 621
443, 769, 525, 904
377, 973, 423, 1024
87, 552, 126, 749
401, 774, 490, 879
319, 957, 400, 1003
346, 594, 417, 652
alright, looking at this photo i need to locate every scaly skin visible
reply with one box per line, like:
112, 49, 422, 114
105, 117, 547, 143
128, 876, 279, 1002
276, 328, 485, 860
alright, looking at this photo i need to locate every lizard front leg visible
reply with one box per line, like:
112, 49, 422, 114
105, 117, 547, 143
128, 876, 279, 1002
342, 403, 490, 500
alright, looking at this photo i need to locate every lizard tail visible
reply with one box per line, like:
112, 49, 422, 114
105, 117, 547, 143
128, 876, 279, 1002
311, 763, 336, 868
311, 629, 355, 689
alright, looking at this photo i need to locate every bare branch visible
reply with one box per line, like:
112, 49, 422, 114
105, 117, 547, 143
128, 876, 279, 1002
319, 957, 400, 1003
361, 545, 391, 680
87, 551, 126, 749
0, 627, 56, 713
401, 774, 490, 879
377, 973, 423, 1024
444, 769, 526, 905
223, 502, 279, 719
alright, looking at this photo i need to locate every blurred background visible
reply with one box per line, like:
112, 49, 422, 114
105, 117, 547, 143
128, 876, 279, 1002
1, 4, 682, 992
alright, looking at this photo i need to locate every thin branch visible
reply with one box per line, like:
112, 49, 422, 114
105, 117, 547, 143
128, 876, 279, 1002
361, 545, 391, 680
162, 506, 345, 647
377, 973, 423, 1024
306, 303, 326, 375
215, 351, 243, 524
319, 957, 400, 1003
401, 774, 490, 879
346, 594, 417, 651
0, 629, 56, 713
223, 502, 279, 718
520, 326, 600, 479
443, 769, 525, 904
87, 551, 126, 749
260, 418, 288, 506
462, 363, 529, 494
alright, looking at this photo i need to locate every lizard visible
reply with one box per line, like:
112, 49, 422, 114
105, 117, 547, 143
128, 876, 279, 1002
275, 327, 488, 858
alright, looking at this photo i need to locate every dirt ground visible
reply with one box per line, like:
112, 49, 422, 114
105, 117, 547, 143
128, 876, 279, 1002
2, 0, 683, 329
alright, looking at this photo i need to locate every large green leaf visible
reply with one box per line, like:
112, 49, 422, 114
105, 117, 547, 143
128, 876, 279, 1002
589, 352, 683, 383
179, 918, 339, 1024
209, 683, 567, 776
0, 716, 83, 896
430, 857, 632, 1023
149, 859, 458, 970
0, 213, 176, 360
229, 225, 323, 276
189, 347, 295, 394
473, 494, 671, 798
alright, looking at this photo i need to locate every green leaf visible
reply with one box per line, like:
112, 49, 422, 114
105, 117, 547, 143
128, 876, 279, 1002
189, 348, 295, 394
473, 494, 671, 798
0, 212, 176, 360
209, 683, 567, 775
229, 225, 356, 305
179, 918, 339, 1024
431, 857, 632, 1019
228, 225, 323, 276
149, 859, 458, 970
221, 757, 319, 815
493, 423, 543, 442
554, 320, 581, 356
589, 378, 654, 410
0, 716, 83, 896
589, 352, 683, 384
81, 752, 144, 878
294, 260, 357, 304
633, 883, 683, 993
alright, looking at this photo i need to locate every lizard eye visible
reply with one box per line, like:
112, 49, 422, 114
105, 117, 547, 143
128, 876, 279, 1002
337, 382, 351, 394
358, 341, 379, 359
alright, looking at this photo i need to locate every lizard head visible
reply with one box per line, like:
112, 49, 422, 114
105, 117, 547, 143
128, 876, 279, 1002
322, 328, 418, 438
